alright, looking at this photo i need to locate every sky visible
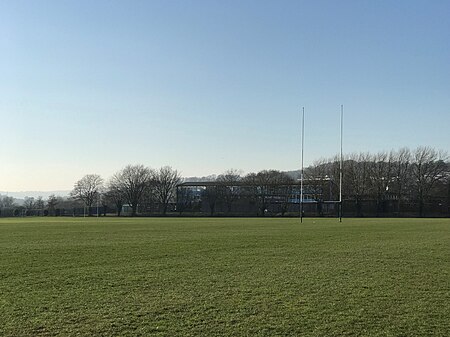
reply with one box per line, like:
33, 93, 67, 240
1, 0, 449, 192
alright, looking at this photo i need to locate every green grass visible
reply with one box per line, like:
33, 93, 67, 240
1, 217, 449, 336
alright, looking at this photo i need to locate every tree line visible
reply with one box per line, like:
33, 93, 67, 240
176, 146, 449, 217
70, 165, 182, 217
0, 194, 60, 217
1, 146, 448, 217
306, 146, 449, 217
0, 165, 182, 217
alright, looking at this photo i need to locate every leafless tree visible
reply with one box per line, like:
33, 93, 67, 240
202, 184, 219, 216
0, 196, 15, 208
35, 196, 45, 211
445, 164, 450, 214
368, 151, 394, 215
110, 164, 153, 216
24, 197, 35, 211
47, 194, 58, 215
305, 158, 332, 201
153, 166, 181, 215
411, 147, 449, 216
104, 182, 125, 216
70, 174, 104, 215
305, 159, 328, 180
216, 169, 242, 213
273, 172, 295, 216
345, 153, 371, 216
391, 148, 411, 214
176, 187, 195, 215
244, 170, 292, 216
303, 147, 449, 217
312, 155, 341, 201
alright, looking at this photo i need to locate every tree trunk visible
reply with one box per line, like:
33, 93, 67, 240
131, 204, 137, 217
418, 190, 424, 217
356, 198, 362, 217
227, 202, 232, 213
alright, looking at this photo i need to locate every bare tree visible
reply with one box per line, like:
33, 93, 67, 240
70, 174, 104, 216
244, 170, 292, 216
305, 158, 333, 203
345, 153, 371, 216
368, 151, 394, 216
153, 166, 181, 215
104, 182, 125, 216
110, 165, 153, 216
305, 159, 329, 182
302, 146, 449, 217
273, 172, 295, 217
411, 147, 449, 216
0, 196, 16, 209
176, 187, 195, 215
47, 194, 58, 215
391, 148, 411, 214
202, 184, 219, 216
35, 196, 45, 211
446, 164, 450, 215
23, 197, 35, 211
216, 169, 242, 213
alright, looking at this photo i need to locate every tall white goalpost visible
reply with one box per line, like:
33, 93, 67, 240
300, 105, 344, 222
300, 107, 305, 223
339, 104, 344, 222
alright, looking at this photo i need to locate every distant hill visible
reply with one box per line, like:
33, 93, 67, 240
183, 170, 301, 182
284, 170, 301, 179
182, 175, 218, 182
1, 170, 301, 199
0, 190, 70, 199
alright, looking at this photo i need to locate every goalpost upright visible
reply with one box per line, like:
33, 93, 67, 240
300, 105, 343, 222
339, 104, 344, 222
300, 107, 305, 223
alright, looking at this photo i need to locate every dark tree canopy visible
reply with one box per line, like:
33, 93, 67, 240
153, 166, 181, 215
110, 165, 153, 216
70, 174, 104, 214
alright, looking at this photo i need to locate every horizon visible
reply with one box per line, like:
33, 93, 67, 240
3, 143, 449, 196
2, 1, 449, 191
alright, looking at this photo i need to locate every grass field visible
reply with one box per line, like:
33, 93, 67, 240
0, 217, 449, 336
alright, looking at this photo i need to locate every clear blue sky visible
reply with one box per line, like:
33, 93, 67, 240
1, 0, 449, 191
